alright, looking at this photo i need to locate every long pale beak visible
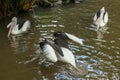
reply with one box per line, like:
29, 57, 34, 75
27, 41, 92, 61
7, 22, 12, 28
7, 22, 13, 38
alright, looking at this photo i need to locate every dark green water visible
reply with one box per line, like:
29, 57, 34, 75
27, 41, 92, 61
0, 0, 120, 80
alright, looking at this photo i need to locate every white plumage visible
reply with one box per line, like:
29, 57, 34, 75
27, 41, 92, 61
42, 44, 58, 62
57, 47, 77, 69
20, 20, 31, 32
65, 33, 83, 45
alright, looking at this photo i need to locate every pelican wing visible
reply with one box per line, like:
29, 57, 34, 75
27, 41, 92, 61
103, 11, 108, 23
97, 10, 100, 18
43, 44, 58, 62
59, 47, 77, 68
47, 40, 64, 57
65, 33, 83, 45
93, 10, 100, 22
21, 20, 31, 32
54, 37, 69, 49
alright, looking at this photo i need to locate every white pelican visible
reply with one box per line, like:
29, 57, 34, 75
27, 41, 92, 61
53, 31, 83, 45
93, 7, 108, 30
39, 31, 83, 71
7, 17, 31, 37
39, 39, 80, 71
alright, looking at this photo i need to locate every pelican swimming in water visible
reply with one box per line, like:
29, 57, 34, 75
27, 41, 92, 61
39, 39, 79, 71
7, 17, 31, 37
93, 7, 108, 30
39, 32, 83, 70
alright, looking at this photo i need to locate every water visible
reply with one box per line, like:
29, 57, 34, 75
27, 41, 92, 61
0, 0, 120, 80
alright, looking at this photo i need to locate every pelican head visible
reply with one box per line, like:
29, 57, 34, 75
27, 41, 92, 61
11, 17, 17, 23
7, 17, 17, 37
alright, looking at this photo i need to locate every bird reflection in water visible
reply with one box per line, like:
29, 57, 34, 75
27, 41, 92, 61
9, 35, 28, 54
96, 26, 109, 44
9, 35, 21, 49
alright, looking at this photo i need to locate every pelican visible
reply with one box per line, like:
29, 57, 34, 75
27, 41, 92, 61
39, 39, 79, 71
93, 7, 108, 30
7, 17, 31, 37
53, 31, 83, 45
39, 31, 83, 70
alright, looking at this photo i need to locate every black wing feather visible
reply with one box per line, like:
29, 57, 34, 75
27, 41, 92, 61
17, 18, 26, 30
46, 40, 64, 57
54, 37, 69, 49
97, 10, 100, 19
103, 10, 106, 22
